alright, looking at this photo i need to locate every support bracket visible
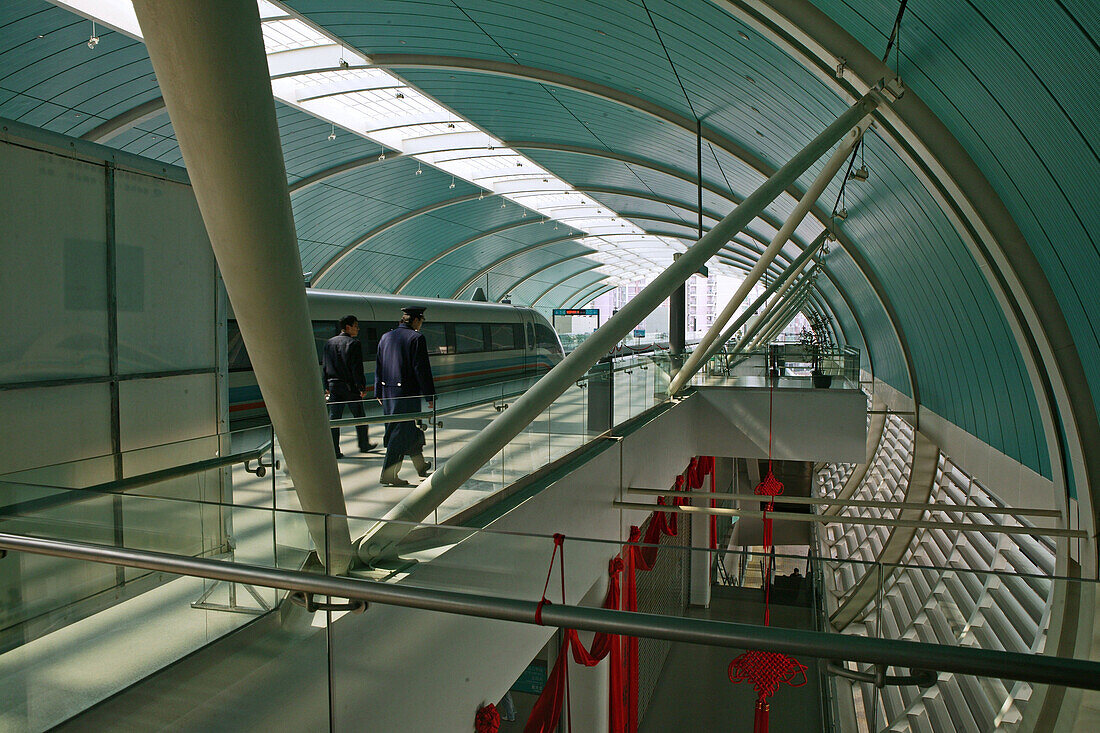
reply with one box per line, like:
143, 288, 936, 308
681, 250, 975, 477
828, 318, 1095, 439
288, 590, 368, 614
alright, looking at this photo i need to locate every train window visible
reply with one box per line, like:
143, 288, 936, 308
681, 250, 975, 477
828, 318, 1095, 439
226, 320, 252, 371
489, 323, 515, 351
455, 322, 488, 353
526, 322, 535, 349
313, 321, 339, 361
514, 323, 525, 351
535, 323, 562, 353
420, 322, 450, 355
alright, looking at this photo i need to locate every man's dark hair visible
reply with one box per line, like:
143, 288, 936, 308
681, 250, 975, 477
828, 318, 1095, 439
400, 313, 415, 325
338, 315, 358, 331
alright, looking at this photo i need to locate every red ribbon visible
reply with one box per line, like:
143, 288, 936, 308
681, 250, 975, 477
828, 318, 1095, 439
525, 458, 718, 733
475, 703, 501, 733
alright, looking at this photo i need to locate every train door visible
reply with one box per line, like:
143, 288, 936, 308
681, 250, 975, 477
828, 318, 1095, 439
522, 311, 537, 379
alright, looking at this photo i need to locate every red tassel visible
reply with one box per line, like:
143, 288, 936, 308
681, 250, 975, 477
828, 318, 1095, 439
753, 698, 769, 733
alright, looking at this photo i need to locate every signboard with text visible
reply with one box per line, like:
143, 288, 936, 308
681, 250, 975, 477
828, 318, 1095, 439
552, 308, 599, 316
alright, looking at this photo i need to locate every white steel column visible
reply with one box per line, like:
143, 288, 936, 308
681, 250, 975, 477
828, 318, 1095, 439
357, 93, 881, 563
131, 0, 353, 570
667, 118, 872, 395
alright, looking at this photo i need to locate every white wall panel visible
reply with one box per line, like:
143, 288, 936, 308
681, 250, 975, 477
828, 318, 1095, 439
0, 143, 108, 383
118, 373, 218, 452
0, 383, 113, 474
114, 171, 215, 374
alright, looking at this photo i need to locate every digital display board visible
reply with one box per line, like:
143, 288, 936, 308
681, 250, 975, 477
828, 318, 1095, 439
552, 308, 599, 316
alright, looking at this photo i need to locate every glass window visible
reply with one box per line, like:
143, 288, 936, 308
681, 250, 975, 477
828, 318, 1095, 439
455, 322, 488, 354
535, 323, 562, 354
227, 320, 251, 372
312, 321, 339, 361
526, 322, 535, 350
489, 323, 515, 351
420, 322, 449, 355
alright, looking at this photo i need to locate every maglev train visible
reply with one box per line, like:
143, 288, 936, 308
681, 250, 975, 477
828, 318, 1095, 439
227, 290, 565, 426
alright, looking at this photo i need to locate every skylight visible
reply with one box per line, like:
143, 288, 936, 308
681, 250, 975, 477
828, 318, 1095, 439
52, 0, 736, 286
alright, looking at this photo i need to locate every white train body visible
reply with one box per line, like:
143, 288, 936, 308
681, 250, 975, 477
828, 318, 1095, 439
227, 290, 564, 425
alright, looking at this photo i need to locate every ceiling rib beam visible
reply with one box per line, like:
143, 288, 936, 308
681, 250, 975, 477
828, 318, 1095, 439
565, 280, 613, 309
530, 267, 604, 306
312, 194, 480, 285
394, 221, 580, 293
80, 96, 166, 143
573, 284, 616, 309
364, 56, 913, 397
450, 238, 594, 299
503, 253, 595, 299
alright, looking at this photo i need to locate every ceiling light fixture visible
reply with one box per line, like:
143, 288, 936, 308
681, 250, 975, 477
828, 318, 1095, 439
395, 92, 405, 99
738, 31, 749, 40
449, 176, 456, 189
87, 21, 99, 49
378, 144, 386, 161
415, 162, 422, 176
327, 123, 336, 141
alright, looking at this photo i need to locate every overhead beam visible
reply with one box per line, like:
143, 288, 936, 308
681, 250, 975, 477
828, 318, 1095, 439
312, 193, 481, 285
573, 284, 615, 309
394, 221, 577, 293
354, 93, 882, 564
562, 277, 611, 309
529, 264, 603, 306
450, 238, 593, 299
80, 96, 167, 143
503, 253, 596, 298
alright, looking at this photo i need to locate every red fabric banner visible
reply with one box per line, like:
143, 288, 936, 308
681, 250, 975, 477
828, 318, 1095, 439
524, 457, 716, 733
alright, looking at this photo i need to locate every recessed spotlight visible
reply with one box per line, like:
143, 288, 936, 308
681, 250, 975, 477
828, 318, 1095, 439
745, 75, 755, 84
750, 106, 760, 114
738, 31, 749, 41
395, 92, 405, 99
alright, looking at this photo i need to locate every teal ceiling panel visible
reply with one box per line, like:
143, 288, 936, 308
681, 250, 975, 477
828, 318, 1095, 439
824, 252, 908, 397
539, 271, 608, 308
815, 276, 869, 365
417, 240, 591, 299
510, 259, 602, 304
7, 0, 1087, 478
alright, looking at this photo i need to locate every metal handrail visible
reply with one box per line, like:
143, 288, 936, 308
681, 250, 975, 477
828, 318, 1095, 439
329, 354, 673, 428
1, 530, 1098, 691
0, 441, 273, 517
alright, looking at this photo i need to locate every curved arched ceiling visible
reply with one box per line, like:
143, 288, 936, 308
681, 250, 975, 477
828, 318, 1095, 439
2, 0, 1097, 486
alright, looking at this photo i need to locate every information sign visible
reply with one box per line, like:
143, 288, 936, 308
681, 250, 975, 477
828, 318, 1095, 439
552, 308, 599, 316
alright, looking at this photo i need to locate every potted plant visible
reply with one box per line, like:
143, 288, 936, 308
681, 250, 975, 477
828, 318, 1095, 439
799, 313, 834, 388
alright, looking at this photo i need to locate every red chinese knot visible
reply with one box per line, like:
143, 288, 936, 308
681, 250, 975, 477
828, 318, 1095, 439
728, 650, 809, 700
754, 469, 785, 498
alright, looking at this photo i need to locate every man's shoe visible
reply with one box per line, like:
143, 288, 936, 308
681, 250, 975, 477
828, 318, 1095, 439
334, 451, 344, 458
380, 476, 411, 487
360, 442, 378, 452
411, 454, 432, 477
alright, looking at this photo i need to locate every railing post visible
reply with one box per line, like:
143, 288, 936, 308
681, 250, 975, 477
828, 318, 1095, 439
355, 92, 884, 564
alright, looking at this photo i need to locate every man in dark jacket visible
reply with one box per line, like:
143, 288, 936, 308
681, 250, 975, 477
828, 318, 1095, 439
375, 306, 435, 486
323, 315, 375, 458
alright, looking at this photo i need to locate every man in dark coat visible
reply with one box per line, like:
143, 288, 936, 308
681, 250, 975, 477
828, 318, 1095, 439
323, 315, 374, 457
375, 306, 436, 486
